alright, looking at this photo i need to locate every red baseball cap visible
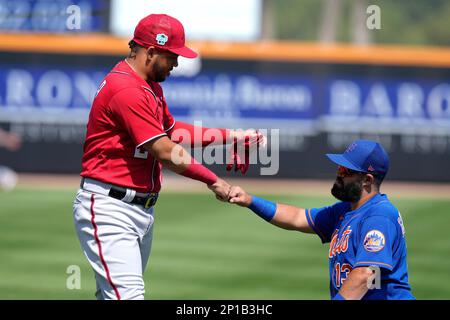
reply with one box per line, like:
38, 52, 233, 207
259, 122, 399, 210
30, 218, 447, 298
132, 14, 198, 59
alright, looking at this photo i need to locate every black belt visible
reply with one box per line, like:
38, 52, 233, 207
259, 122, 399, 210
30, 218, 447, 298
108, 187, 159, 209
80, 178, 159, 209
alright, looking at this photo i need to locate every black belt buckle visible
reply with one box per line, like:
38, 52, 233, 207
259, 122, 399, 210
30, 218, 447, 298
108, 186, 158, 208
144, 193, 158, 209
108, 187, 126, 201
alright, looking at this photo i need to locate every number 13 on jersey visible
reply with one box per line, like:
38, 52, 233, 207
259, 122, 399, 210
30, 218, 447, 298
334, 262, 353, 287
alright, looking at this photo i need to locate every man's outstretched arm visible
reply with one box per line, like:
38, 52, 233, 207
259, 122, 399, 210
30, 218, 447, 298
167, 122, 266, 174
229, 186, 315, 233
143, 135, 230, 200
167, 121, 264, 148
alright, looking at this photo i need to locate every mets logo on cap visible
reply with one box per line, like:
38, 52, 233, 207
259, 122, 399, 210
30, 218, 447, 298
345, 142, 357, 153
156, 33, 168, 45
363, 230, 385, 252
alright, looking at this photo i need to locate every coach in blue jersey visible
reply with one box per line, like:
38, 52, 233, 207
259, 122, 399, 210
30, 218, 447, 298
229, 140, 414, 300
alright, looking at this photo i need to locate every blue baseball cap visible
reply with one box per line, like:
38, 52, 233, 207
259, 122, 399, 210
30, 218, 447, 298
326, 140, 389, 177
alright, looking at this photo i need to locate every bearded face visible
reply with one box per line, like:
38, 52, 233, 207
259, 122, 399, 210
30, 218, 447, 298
331, 174, 365, 203
152, 57, 170, 82
151, 49, 178, 82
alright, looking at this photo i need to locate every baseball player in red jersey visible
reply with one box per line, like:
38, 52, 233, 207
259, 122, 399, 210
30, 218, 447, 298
73, 14, 264, 300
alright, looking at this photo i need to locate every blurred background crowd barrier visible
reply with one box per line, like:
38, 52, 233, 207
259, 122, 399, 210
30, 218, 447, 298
1, 0, 449, 181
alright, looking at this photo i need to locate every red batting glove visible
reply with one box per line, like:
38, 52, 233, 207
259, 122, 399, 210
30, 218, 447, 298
226, 137, 240, 172
226, 130, 265, 175
239, 135, 250, 174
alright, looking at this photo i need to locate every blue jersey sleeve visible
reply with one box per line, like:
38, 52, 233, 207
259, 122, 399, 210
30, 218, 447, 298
354, 215, 397, 271
305, 202, 350, 243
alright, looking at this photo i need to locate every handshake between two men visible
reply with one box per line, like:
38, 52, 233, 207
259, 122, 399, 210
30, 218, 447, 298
208, 181, 252, 207
208, 128, 267, 206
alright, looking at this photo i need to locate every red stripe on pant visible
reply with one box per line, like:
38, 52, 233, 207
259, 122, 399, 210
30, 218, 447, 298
90, 194, 121, 300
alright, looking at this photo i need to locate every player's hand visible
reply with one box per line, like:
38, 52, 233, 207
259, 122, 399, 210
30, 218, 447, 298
226, 129, 267, 174
207, 177, 231, 202
228, 186, 252, 207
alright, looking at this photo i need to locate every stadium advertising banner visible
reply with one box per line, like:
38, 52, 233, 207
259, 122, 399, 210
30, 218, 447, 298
0, 0, 108, 32
0, 50, 449, 181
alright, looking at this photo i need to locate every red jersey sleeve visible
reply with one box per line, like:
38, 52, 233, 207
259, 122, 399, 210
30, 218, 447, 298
110, 87, 167, 147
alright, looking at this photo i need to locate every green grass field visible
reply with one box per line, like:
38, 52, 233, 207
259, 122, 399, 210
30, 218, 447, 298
0, 188, 449, 299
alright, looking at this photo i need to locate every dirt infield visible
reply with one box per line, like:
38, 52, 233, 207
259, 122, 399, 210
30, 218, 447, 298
16, 173, 450, 199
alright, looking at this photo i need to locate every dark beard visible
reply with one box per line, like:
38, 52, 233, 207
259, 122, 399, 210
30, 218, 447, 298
153, 61, 168, 82
331, 177, 363, 202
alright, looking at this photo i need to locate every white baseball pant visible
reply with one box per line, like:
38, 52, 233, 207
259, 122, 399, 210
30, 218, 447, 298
73, 178, 155, 300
